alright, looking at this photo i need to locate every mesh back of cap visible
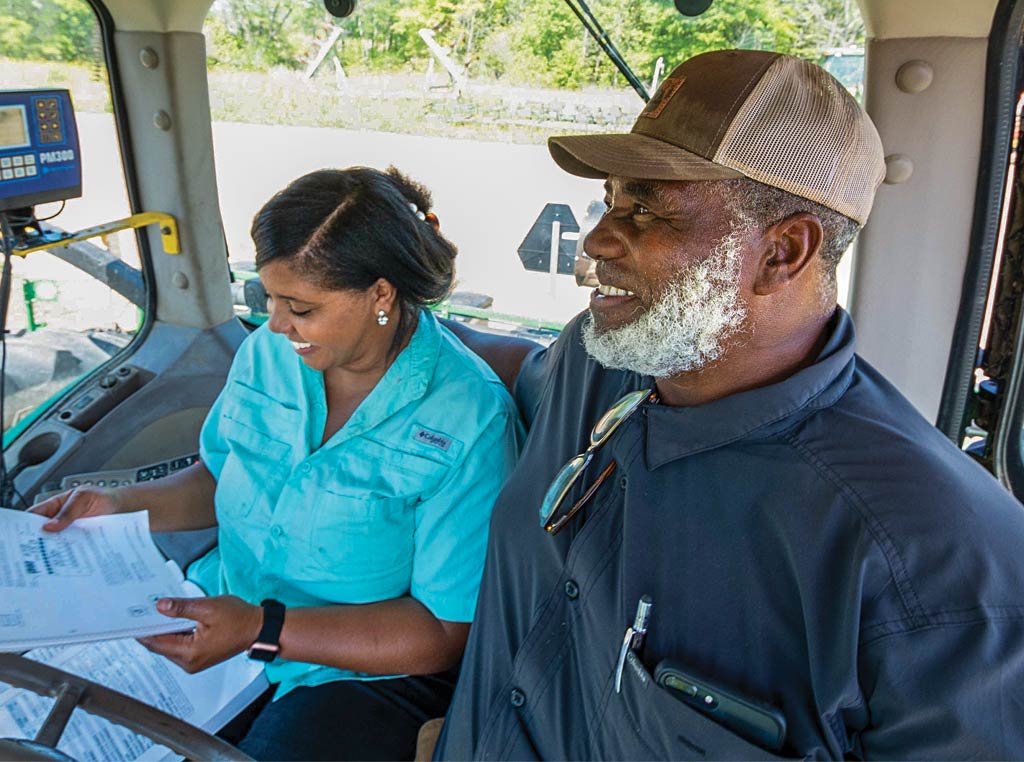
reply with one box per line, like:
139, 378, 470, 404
714, 56, 884, 224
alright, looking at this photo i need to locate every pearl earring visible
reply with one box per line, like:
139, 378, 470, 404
377, 309, 389, 326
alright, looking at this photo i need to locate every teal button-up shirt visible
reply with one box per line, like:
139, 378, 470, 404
188, 310, 521, 696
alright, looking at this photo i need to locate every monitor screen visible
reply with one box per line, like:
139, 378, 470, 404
0, 105, 30, 150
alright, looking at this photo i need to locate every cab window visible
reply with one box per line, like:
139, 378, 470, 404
1, 0, 145, 443
204, 0, 863, 333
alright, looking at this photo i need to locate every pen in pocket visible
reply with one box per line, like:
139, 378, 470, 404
615, 594, 652, 693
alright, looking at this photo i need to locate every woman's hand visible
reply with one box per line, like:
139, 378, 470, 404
31, 462, 219, 534
138, 595, 263, 674
30, 486, 128, 532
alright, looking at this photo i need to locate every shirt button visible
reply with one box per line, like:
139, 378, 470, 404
271, 525, 284, 538
301, 463, 312, 474
620, 475, 628, 490
564, 580, 579, 600
510, 688, 526, 708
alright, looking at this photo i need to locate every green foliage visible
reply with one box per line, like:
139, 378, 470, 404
647, 0, 798, 63
333, 0, 408, 68
340, 0, 861, 88
0, 15, 34, 59
1, 0, 864, 88
0, 0, 98, 63
783, 0, 864, 58
205, 0, 328, 69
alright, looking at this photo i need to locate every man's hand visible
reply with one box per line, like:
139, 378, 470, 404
31, 487, 127, 532
138, 595, 263, 674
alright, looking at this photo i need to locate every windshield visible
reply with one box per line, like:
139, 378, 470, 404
207, 0, 864, 334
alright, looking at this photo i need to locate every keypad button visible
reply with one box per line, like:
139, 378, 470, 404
24, 155, 35, 165
510, 688, 526, 708
26, 166, 36, 176
0, 157, 10, 168
1, 169, 12, 180
12, 156, 23, 166
13, 167, 24, 178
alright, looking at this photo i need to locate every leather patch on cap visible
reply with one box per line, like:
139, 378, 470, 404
641, 77, 685, 119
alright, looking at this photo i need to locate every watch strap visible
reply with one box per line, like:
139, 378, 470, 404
248, 598, 285, 662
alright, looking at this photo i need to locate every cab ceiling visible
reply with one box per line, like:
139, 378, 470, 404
101, 0, 1000, 39
859, 0, 998, 39
98, 0, 212, 32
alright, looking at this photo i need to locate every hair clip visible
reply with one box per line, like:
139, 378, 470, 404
408, 200, 434, 225
408, 201, 427, 222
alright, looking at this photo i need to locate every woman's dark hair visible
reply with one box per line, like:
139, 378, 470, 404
251, 166, 458, 349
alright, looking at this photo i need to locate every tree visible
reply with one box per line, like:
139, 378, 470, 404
0, 0, 99, 63
784, 0, 864, 58
1, 0, 865, 77
205, 0, 327, 69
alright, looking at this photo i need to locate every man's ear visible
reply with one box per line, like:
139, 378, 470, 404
752, 213, 823, 296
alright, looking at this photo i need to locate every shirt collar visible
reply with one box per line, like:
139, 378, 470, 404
645, 308, 857, 469
308, 309, 440, 448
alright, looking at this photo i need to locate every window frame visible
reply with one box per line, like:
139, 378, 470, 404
2, 0, 158, 447
938, 0, 1024, 496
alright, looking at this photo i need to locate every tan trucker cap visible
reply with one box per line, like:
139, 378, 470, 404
548, 49, 885, 225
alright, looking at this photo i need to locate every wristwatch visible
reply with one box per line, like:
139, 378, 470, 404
247, 599, 286, 662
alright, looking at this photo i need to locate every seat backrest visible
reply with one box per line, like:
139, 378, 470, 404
439, 319, 542, 393
415, 717, 445, 761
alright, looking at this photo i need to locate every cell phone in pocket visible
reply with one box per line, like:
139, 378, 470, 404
653, 659, 787, 752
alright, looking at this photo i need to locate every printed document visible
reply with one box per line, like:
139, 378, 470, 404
0, 639, 268, 761
0, 509, 194, 650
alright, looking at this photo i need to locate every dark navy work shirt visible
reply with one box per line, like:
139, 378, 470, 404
437, 309, 1024, 759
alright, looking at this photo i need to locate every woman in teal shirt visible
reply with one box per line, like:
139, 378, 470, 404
35, 167, 522, 760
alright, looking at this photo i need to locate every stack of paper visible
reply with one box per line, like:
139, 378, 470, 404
0, 509, 196, 650
0, 508, 269, 759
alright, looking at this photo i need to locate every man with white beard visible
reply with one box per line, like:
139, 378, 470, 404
436, 49, 1024, 759
580, 222, 748, 377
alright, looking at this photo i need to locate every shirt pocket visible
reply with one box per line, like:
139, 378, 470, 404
216, 382, 296, 521
595, 651, 793, 760
299, 491, 415, 596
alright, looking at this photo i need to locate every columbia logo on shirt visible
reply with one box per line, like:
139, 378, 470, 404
414, 427, 452, 452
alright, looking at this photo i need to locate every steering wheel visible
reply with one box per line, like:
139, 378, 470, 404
0, 653, 251, 761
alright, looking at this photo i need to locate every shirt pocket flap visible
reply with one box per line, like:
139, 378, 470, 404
220, 381, 299, 459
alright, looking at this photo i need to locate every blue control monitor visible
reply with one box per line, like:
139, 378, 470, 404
0, 89, 81, 212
